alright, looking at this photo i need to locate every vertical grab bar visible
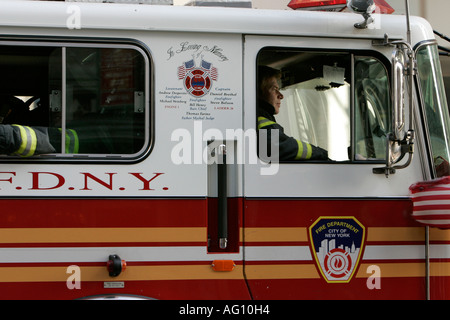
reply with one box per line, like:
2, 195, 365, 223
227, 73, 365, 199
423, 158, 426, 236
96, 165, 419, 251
217, 144, 228, 249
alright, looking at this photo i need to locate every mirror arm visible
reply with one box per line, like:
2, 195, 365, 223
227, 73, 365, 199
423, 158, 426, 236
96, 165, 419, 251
392, 129, 415, 170
373, 130, 414, 177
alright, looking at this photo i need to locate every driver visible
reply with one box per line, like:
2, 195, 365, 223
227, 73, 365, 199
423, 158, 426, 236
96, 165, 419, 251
257, 66, 328, 161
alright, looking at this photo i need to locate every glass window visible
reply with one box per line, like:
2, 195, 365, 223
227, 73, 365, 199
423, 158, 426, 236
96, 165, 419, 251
0, 42, 149, 160
256, 48, 390, 163
354, 57, 391, 161
416, 43, 450, 177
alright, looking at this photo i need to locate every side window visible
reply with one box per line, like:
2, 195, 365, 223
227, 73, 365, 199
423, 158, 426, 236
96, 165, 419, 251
354, 56, 391, 161
0, 42, 149, 159
256, 48, 390, 162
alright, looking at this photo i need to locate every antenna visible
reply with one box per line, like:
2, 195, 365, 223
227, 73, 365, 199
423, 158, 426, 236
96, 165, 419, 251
405, 0, 411, 45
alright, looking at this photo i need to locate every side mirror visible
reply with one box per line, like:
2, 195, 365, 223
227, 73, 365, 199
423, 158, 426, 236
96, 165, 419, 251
374, 44, 415, 176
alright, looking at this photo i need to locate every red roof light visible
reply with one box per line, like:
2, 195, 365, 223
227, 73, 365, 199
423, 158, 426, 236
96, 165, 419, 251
288, 0, 347, 11
373, 0, 395, 14
288, 0, 395, 14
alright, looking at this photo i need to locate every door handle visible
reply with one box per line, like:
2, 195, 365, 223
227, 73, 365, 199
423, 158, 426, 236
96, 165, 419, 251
217, 144, 228, 249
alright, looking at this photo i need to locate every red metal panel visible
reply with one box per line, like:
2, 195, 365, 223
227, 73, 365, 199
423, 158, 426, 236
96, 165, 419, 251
0, 198, 250, 300
243, 198, 427, 300
0, 198, 207, 228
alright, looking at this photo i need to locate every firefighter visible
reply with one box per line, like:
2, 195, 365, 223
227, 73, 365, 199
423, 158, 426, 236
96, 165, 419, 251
0, 95, 30, 125
0, 124, 79, 157
0, 96, 79, 157
257, 66, 328, 161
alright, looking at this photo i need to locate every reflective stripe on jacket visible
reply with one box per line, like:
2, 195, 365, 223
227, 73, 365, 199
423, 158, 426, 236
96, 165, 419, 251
0, 124, 57, 157
257, 116, 328, 161
258, 116, 313, 160
12, 125, 37, 157
59, 128, 80, 154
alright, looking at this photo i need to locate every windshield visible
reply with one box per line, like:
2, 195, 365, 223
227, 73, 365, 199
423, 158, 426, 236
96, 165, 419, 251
416, 43, 450, 177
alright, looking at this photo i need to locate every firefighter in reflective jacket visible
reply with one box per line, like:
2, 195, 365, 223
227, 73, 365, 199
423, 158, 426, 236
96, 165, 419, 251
257, 66, 328, 161
0, 124, 79, 157
0, 96, 79, 157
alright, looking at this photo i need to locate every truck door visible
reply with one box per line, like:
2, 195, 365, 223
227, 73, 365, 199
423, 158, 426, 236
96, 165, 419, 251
242, 35, 427, 299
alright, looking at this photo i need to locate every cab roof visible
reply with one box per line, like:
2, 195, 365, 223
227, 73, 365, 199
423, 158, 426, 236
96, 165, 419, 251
0, 0, 435, 44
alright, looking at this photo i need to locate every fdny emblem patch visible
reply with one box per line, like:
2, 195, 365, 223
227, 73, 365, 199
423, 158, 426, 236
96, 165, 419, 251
309, 216, 365, 283
178, 59, 218, 97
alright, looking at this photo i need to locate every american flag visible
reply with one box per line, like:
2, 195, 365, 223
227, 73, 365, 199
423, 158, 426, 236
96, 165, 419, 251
201, 60, 218, 81
201, 59, 218, 81
178, 59, 195, 79
201, 59, 211, 70
410, 176, 450, 228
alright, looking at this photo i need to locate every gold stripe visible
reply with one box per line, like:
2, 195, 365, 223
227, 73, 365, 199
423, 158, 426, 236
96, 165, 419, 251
242, 227, 425, 243
0, 265, 243, 282
357, 262, 450, 278
430, 262, 450, 277
356, 263, 425, 278
429, 228, 450, 241
242, 228, 308, 242
0, 227, 429, 244
0, 228, 206, 244
367, 227, 450, 242
5, 262, 450, 282
245, 264, 319, 280
367, 227, 425, 242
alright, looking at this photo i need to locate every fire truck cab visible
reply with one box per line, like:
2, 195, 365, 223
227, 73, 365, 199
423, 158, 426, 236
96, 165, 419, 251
0, 0, 449, 300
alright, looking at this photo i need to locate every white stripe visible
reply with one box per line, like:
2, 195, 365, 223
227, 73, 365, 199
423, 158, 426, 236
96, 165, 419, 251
412, 190, 450, 198
4, 244, 450, 264
365, 245, 450, 260
413, 200, 450, 206
244, 246, 312, 261
430, 244, 450, 259
363, 245, 425, 260
413, 219, 450, 226
0, 247, 242, 264
412, 210, 450, 216
0, 246, 312, 263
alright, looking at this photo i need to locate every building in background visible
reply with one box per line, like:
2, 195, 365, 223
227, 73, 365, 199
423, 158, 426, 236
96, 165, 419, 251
182, 0, 251, 7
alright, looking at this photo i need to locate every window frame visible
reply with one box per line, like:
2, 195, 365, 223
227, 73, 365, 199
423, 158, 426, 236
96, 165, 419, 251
414, 40, 450, 178
0, 37, 153, 164
256, 46, 391, 164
